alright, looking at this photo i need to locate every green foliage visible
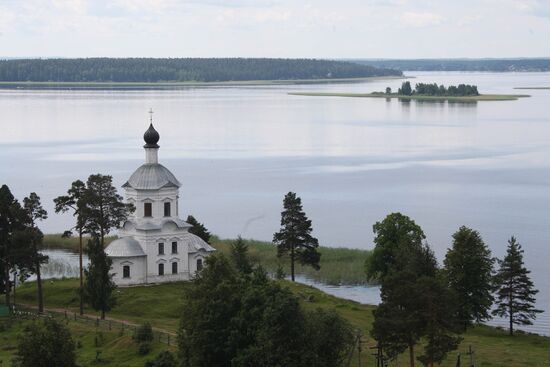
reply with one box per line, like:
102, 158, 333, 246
178, 253, 355, 367
366, 212, 426, 282
138, 342, 152, 356
355, 58, 550, 72
398, 81, 413, 95
16, 318, 76, 367
492, 237, 543, 336
84, 237, 117, 319
444, 226, 494, 326
230, 236, 253, 274
186, 215, 211, 244
273, 192, 321, 281
145, 351, 177, 367
0, 58, 401, 83
84, 174, 134, 246
135, 322, 154, 343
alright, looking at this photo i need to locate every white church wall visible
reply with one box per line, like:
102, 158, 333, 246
111, 256, 147, 286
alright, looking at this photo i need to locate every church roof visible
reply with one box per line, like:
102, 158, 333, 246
183, 232, 216, 253
105, 236, 146, 257
123, 163, 181, 190
143, 123, 160, 148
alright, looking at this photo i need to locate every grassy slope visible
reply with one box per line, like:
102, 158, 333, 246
0, 316, 174, 366
289, 91, 530, 101
13, 279, 550, 367
514, 87, 550, 90
43, 234, 372, 285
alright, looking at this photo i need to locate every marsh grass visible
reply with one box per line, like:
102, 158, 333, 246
209, 236, 371, 285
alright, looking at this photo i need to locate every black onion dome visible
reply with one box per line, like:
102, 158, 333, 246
143, 123, 160, 148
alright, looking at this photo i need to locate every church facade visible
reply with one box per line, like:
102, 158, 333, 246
105, 121, 215, 286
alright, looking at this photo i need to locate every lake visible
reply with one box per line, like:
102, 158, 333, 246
2, 71, 550, 333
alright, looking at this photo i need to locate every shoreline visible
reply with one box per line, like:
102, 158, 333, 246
0, 76, 404, 90
289, 91, 530, 101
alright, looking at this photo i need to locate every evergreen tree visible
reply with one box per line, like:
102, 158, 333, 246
492, 237, 543, 336
0, 184, 28, 307
444, 226, 494, 326
16, 318, 76, 367
366, 212, 426, 282
84, 174, 134, 247
371, 244, 438, 367
230, 235, 253, 274
54, 179, 90, 315
22, 193, 48, 313
186, 215, 211, 244
273, 192, 320, 282
84, 237, 117, 319
398, 81, 413, 96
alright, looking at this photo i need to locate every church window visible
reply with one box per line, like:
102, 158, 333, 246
172, 262, 178, 274
144, 202, 152, 217
171, 242, 177, 254
158, 243, 164, 255
123, 265, 130, 278
197, 258, 203, 271
164, 202, 171, 217
158, 263, 164, 276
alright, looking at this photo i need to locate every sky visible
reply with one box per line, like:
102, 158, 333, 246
0, 0, 549, 58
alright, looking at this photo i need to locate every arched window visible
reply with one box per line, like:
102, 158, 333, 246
123, 265, 130, 278
158, 263, 164, 276
172, 262, 178, 274
196, 258, 203, 271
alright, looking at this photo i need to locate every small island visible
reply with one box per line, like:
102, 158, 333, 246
290, 81, 530, 101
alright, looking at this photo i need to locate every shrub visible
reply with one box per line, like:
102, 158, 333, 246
145, 351, 177, 367
135, 322, 154, 343
138, 342, 152, 356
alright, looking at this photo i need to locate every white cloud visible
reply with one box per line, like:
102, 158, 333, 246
400, 11, 445, 27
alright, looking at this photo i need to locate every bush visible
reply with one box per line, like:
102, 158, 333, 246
135, 322, 154, 343
138, 342, 152, 356
145, 351, 177, 367
16, 318, 76, 367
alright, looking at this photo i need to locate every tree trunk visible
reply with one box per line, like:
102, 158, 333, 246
290, 244, 295, 282
409, 343, 415, 367
12, 271, 16, 306
101, 309, 105, 320
4, 266, 11, 308
79, 230, 84, 316
36, 259, 44, 313
509, 289, 514, 336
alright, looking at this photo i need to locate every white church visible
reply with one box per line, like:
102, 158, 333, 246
105, 119, 215, 286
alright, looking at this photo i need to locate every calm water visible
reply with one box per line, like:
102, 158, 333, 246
2, 71, 550, 333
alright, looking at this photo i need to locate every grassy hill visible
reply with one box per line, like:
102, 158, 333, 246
9, 279, 550, 367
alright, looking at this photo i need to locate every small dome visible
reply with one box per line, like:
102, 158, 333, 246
143, 123, 160, 148
183, 232, 216, 253
105, 237, 146, 257
122, 163, 181, 190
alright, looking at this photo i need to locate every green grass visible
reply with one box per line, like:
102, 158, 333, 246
43, 234, 372, 285
0, 316, 174, 366
11, 279, 550, 367
289, 91, 530, 101
0, 76, 403, 89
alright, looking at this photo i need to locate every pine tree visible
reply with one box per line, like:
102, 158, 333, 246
54, 179, 90, 315
84, 237, 117, 319
273, 192, 320, 282
22, 193, 48, 313
230, 236, 253, 274
444, 226, 494, 326
186, 215, 211, 244
492, 237, 543, 336
84, 174, 134, 247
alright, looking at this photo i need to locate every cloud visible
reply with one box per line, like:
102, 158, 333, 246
400, 11, 445, 27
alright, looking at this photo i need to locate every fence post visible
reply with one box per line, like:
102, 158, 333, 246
168, 334, 170, 346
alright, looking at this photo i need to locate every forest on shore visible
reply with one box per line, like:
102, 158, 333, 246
0, 58, 401, 83
352, 58, 550, 72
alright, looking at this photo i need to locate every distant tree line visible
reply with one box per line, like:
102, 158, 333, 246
0, 58, 401, 83
391, 81, 479, 96
352, 58, 550, 72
